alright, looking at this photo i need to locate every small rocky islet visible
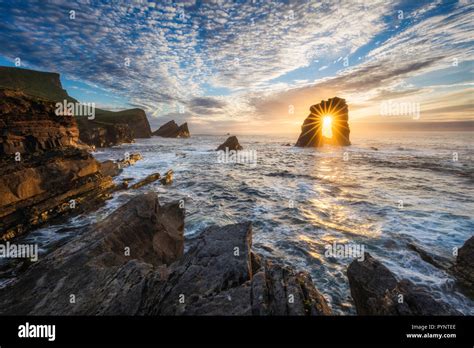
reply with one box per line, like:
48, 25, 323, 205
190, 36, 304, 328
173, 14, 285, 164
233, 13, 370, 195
0, 66, 472, 315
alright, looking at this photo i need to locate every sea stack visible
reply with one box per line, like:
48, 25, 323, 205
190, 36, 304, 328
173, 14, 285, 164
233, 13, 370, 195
153, 120, 190, 138
216, 136, 242, 151
295, 97, 350, 147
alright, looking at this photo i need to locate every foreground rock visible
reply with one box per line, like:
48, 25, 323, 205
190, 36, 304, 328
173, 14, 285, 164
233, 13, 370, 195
142, 222, 331, 315
99, 153, 143, 177
0, 194, 330, 316
153, 120, 190, 138
216, 136, 243, 151
295, 97, 350, 147
347, 253, 460, 315
453, 236, 474, 296
0, 193, 185, 315
0, 89, 115, 241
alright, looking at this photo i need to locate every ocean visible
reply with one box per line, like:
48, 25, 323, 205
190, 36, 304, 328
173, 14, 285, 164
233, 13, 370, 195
2, 131, 473, 314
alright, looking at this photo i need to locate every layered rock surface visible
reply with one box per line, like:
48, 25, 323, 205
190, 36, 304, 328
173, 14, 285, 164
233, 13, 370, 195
347, 253, 460, 315
296, 97, 350, 147
0, 193, 331, 316
0, 89, 115, 240
0, 66, 152, 147
153, 120, 190, 138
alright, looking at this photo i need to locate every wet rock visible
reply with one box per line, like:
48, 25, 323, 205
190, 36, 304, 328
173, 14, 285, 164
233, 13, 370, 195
142, 222, 331, 315
130, 173, 161, 190
153, 120, 190, 138
347, 253, 460, 315
0, 193, 185, 315
295, 97, 350, 147
216, 136, 243, 151
160, 170, 173, 185
407, 242, 451, 270
453, 236, 474, 296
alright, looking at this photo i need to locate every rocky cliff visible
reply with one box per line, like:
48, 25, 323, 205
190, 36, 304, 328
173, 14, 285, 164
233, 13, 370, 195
153, 120, 190, 138
296, 97, 350, 147
0, 89, 115, 240
0, 66, 152, 147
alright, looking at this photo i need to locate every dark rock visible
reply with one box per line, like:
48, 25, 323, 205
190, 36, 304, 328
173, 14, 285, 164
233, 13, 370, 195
0, 193, 185, 315
453, 236, 474, 296
295, 97, 350, 147
76, 119, 134, 148
142, 222, 331, 315
153, 120, 190, 138
216, 136, 243, 151
347, 253, 460, 315
407, 242, 451, 270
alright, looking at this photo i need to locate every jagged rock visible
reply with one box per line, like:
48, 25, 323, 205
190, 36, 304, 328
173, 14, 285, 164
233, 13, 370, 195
295, 97, 350, 147
153, 121, 190, 138
0, 193, 185, 315
347, 253, 460, 315
216, 136, 243, 151
99, 153, 142, 178
407, 242, 451, 270
453, 236, 474, 296
0, 90, 116, 240
141, 222, 331, 315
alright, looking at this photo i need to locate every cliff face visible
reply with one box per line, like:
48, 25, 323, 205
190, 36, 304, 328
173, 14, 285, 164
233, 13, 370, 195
295, 97, 350, 147
153, 120, 190, 138
0, 66, 152, 147
0, 89, 115, 240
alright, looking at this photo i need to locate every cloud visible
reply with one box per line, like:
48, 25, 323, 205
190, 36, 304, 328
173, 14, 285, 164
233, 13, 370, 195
0, 0, 471, 134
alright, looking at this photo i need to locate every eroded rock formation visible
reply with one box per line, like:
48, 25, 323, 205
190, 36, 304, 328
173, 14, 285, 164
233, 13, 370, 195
347, 253, 460, 315
0, 66, 152, 147
0, 89, 115, 240
153, 120, 190, 138
0, 193, 331, 316
216, 135, 243, 151
295, 97, 350, 147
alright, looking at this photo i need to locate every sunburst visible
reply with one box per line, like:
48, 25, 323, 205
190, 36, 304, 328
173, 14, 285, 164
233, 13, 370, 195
299, 97, 350, 146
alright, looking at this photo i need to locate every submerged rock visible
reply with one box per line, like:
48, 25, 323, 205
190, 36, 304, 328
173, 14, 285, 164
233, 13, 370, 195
216, 136, 243, 151
295, 97, 350, 147
347, 253, 460, 315
153, 120, 190, 138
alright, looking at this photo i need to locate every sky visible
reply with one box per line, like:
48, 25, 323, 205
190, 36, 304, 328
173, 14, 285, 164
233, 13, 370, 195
0, 0, 472, 134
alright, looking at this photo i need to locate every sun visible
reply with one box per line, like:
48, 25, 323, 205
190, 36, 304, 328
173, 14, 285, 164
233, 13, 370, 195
322, 115, 333, 138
